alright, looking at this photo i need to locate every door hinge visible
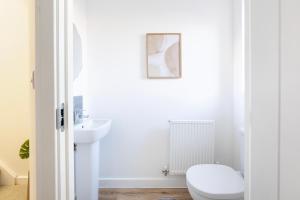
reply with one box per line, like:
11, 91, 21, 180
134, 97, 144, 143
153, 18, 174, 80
31, 70, 35, 89
56, 103, 65, 131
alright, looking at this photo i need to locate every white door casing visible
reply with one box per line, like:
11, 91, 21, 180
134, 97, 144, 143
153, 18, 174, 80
245, 0, 280, 199
35, 0, 74, 199
246, 0, 300, 199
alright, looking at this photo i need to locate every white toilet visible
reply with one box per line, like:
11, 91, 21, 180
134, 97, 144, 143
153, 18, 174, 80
186, 164, 244, 200
186, 129, 245, 200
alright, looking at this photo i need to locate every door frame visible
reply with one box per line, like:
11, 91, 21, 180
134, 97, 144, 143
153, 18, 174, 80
34, 0, 74, 199
34, 0, 282, 199
244, 0, 251, 199
64, 0, 75, 198
35, 0, 58, 198
244, 0, 281, 199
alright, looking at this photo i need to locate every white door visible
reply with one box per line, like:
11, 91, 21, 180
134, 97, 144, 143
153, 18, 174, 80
246, 0, 300, 199
245, 0, 280, 199
35, 0, 74, 199
280, 0, 300, 199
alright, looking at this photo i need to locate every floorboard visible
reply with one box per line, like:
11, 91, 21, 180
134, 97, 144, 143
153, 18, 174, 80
0, 185, 27, 200
99, 188, 193, 200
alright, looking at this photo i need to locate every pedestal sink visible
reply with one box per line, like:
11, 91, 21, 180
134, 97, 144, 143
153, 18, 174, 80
74, 119, 112, 200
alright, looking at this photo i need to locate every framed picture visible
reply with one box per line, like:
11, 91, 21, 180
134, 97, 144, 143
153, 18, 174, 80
146, 33, 182, 79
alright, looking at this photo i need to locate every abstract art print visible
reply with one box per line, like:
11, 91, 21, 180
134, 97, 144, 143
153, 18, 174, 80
147, 33, 182, 79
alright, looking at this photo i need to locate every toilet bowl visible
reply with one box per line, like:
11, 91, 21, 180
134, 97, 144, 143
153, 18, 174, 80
186, 164, 244, 200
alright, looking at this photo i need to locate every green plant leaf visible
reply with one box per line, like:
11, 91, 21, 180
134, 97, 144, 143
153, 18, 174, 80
19, 139, 30, 159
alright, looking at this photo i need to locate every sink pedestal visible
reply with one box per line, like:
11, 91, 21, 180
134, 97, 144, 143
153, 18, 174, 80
74, 119, 112, 200
75, 141, 100, 200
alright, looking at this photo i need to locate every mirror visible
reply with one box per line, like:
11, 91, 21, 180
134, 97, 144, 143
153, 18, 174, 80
73, 24, 83, 80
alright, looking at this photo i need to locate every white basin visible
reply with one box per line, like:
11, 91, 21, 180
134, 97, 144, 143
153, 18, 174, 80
74, 119, 112, 143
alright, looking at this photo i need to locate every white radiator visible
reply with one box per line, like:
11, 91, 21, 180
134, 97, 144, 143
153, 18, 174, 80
169, 120, 215, 175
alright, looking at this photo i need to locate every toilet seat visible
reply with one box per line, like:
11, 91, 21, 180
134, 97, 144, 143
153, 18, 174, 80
186, 164, 244, 200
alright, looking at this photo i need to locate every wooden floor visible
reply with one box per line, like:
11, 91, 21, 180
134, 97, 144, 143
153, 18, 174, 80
99, 188, 193, 200
0, 185, 27, 200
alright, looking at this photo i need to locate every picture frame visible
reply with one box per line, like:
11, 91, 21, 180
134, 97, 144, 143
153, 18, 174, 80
146, 33, 182, 79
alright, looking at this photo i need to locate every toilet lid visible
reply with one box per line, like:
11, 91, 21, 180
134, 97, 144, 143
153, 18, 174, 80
186, 164, 244, 200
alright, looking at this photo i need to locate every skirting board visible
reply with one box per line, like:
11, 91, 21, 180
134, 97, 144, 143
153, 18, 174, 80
0, 160, 28, 186
99, 177, 187, 188
0, 160, 17, 186
16, 176, 28, 185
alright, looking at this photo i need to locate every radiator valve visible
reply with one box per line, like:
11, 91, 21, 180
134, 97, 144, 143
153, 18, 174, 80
162, 166, 169, 176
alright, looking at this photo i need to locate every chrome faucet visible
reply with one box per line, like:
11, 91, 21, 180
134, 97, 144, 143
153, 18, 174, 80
74, 109, 89, 124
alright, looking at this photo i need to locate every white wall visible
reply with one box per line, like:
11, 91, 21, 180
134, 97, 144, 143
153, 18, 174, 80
0, 0, 34, 176
232, 0, 245, 172
84, 0, 234, 187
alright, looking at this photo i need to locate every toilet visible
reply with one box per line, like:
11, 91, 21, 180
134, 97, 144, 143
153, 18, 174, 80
186, 128, 245, 200
186, 164, 244, 200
